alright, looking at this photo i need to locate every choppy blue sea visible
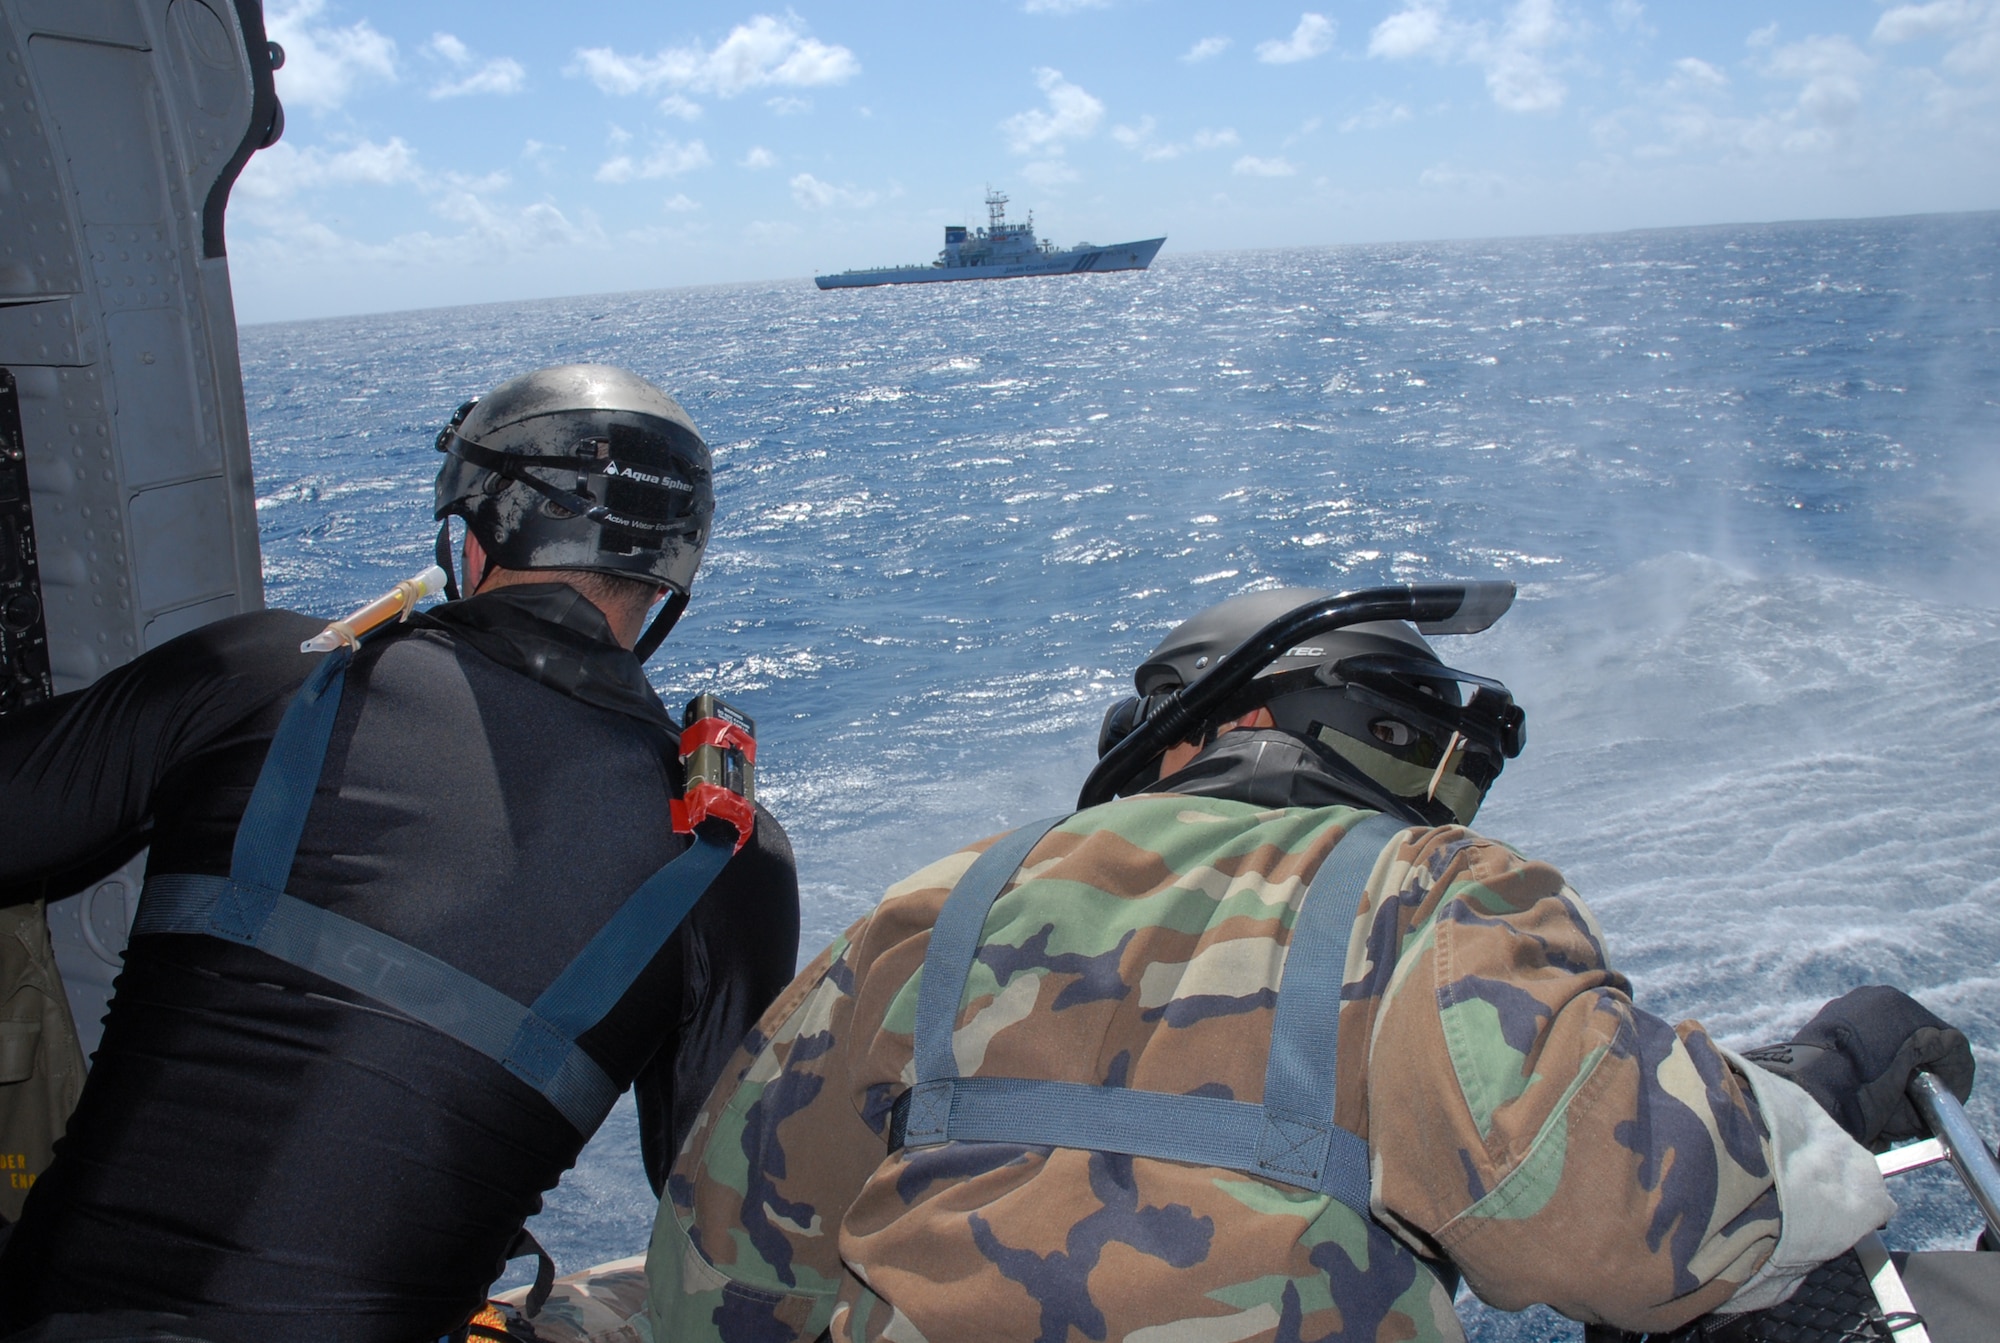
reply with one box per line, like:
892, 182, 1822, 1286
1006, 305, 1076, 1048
240, 212, 2000, 1339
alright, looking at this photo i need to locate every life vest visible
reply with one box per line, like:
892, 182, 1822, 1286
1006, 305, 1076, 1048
888, 810, 1429, 1262
129, 635, 739, 1137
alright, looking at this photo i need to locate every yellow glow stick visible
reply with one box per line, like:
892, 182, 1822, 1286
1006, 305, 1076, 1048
300, 565, 449, 653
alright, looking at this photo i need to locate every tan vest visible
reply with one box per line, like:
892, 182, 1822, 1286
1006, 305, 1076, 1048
0, 899, 85, 1222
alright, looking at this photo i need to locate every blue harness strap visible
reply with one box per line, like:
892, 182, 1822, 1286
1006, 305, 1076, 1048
129, 639, 737, 1136
895, 808, 1408, 1218
906, 817, 1069, 1103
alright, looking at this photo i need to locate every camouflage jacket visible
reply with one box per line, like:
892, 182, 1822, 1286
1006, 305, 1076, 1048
650, 765, 1889, 1341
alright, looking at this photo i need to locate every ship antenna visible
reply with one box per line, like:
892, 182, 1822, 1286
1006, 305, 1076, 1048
987, 188, 1008, 231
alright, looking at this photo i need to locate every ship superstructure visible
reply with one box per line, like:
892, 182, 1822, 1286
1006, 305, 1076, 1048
815, 190, 1164, 289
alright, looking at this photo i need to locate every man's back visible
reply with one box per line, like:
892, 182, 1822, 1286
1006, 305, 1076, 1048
0, 590, 799, 1339
657, 795, 1467, 1341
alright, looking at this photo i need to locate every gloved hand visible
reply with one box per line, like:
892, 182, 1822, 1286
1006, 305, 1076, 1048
1742, 985, 1975, 1150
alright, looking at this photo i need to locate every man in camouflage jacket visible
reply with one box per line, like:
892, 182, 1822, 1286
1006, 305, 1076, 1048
646, 588, 1969, 1343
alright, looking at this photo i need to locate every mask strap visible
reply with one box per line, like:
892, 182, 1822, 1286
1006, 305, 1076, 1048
441, 430, 677, 533
633, 590, 689, 664
434, 520, 461, 601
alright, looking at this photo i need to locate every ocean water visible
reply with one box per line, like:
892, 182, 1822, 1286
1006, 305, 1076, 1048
240, 211, 2000, 1338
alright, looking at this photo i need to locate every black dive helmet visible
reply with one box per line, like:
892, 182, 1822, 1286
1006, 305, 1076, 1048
433, 364, 714, 659
1083, 583, 1527, 825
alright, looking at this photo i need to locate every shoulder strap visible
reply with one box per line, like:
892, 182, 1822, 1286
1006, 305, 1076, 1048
1258, 809, 1406, 1204
228, 644, 353, 891
894, 809, 1406, 1217
909, 817, 1070, 1088
131, 639, 737, 1136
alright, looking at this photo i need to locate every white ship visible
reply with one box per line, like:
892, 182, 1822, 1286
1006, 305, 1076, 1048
815, 190, 1164, 289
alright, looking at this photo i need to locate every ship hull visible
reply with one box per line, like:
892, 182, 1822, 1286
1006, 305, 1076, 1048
815, 236, 1165, 290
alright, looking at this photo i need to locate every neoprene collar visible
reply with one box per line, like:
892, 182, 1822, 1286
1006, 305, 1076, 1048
414, 584, 675, 730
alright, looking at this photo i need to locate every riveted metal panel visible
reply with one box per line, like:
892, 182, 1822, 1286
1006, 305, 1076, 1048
0, 0, 280, 1059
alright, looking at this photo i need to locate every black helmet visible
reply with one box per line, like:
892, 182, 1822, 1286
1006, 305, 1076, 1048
1107, 586, 1526, 825
433, 364, 713, 597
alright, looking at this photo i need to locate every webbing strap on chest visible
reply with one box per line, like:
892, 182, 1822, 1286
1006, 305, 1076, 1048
129, 640, 737, 1136
894, 809, 1407, 1217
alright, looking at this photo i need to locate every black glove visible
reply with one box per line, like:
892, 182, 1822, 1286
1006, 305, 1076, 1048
1741, 985, 1975, 1149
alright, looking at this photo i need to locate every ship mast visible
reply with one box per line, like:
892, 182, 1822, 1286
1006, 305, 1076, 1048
986, 188, 1008, 233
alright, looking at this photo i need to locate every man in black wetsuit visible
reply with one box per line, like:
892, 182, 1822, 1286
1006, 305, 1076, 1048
0, 365, 800, 1341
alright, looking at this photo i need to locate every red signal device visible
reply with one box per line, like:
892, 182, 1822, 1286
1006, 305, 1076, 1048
670, 693, 757, 852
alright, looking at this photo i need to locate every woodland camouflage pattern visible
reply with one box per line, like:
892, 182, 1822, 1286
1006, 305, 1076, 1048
650, 798, 1790, 1341
490, 1256, 650, 1343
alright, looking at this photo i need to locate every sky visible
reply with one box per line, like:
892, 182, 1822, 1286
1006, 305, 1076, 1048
226, 0, 2000, 322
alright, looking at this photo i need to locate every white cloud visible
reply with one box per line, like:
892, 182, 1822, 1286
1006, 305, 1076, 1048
741, 146, 778, 169
1874, 0, 2000, 82
1182, 36, 1231, 63
571, 48, 652, 95
1023, 0, 1111, 10
1022, 158, 1081, 188
265, 0, 397, 112
427, 32, 471, 66
1610, 0, 1650, 33
235, 194, 602, 276
790, 172, 877, 209
444, 168, 511, 194
231, 134, 603, 286
1367, 0, 1571, 112
1421, 162, 1507, 192
659, 93, 703, 121
1257, 13, 1336, 64
596, 139, 712, 183
236, 136, 421, 199
767, 95, 811, 115
1233, 154, 1298, 176
1875, 1, 1979, 44
1369, 4, 1446, 59
1113, 116, 1239, 160
1761, 34, 1873, 132
423, 33, 527, 100
1000, 67, 1105, 154
1111, 115, 1155, 147
1612, 25, 1886, 161
522, 139, 561, 173
1339, 98, 1413, 131
1485, 0, 1567, 111
662, 194, 701, 212
1669, 56, 1729, 92
430, 193, 597, 254
570, 15, 858, 99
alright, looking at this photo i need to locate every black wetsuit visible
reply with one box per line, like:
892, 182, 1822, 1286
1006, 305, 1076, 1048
0, 586, 800, 1341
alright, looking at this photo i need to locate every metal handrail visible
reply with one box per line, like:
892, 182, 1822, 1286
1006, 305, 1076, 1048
1908, 1072, 2000, 1242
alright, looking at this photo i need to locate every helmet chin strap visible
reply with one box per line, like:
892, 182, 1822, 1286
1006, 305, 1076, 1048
633, 590, 689, 664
